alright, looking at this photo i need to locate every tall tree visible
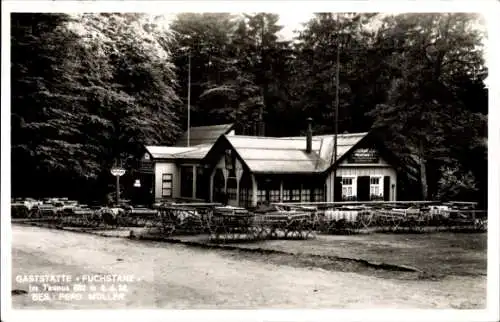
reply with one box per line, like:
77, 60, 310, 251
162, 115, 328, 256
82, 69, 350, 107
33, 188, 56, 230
290, 13, 379, 135
367, 13, 487, 200
11, 13, 181, 200
169, 13, 289, 135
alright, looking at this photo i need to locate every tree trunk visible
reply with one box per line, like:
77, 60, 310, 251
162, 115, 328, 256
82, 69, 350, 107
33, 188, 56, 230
419, 139, 428, 200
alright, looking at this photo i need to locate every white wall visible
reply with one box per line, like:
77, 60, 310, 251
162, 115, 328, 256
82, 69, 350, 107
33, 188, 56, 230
154, 162, 179, 200
326, 164, 397, 202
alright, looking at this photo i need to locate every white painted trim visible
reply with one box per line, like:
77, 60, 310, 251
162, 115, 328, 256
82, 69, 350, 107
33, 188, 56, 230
209, 168, 215, 202
251, 174, 258, 207
192, 165, 197, 199
340, 175, 357, 199
369, 175, 384, 199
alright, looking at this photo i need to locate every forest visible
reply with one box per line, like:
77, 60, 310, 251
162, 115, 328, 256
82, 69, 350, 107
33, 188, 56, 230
10, 12, 488, 206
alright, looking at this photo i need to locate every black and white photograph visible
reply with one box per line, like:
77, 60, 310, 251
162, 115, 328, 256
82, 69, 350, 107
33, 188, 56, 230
1, 0, 499, 321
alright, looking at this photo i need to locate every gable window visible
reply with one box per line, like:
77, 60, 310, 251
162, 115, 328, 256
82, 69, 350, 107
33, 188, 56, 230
162, 173, 173, 197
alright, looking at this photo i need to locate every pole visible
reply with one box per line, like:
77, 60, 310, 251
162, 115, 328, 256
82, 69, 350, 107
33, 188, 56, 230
116, 175, 120, 205
333, 13, 340, 202
187, 52, 191, 147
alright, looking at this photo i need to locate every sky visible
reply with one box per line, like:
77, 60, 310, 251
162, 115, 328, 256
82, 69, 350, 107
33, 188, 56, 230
156, 12, 314, 40
276, 12, 314, 39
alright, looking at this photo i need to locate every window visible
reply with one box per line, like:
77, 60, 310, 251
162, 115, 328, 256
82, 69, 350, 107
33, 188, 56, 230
180, 166, 193, 198
256, 177, 280, 203
227, 177, 237, 200
162, 174, 172, 197
342, 177, 354, 198
313, 188, 324, 202
282, 180, 301, 203
239, 172, 252, 208
239, 188, 250, 207
301, 188, 311, 202
269, 189, 281, 202
257, 189, 266, 202
370, 176, 382, 200
283, 189, 290, 201
342, 177, 353, 185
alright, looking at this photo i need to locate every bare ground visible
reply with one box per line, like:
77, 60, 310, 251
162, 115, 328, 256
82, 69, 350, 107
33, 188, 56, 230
11, 224, 486, 309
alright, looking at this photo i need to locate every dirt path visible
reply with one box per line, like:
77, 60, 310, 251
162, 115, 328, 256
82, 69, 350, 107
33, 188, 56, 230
11, 225, 486, 309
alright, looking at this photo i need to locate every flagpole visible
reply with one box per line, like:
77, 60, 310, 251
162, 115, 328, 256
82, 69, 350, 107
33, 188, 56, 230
187, 51, 191, 147
333, 13, 340, 202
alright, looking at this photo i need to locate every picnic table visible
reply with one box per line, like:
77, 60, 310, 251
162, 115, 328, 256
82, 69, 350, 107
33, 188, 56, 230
208, 206, 254, 242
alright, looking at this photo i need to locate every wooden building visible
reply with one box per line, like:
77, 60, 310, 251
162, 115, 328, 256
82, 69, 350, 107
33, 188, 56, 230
139, 121, 399, 207
139, 124, 235, 202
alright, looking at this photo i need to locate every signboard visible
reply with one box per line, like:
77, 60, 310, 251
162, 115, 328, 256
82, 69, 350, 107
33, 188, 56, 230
348, 148, 379, 164
110, 167, 126, 177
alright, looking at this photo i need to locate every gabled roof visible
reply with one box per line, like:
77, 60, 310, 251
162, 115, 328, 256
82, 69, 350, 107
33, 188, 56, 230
171, 144, 213, 159
145, 146, 195, 159
145, 144, 212, 160
225, 136, 323, 174
219, 132, 370, 174
174, 123, 234, 147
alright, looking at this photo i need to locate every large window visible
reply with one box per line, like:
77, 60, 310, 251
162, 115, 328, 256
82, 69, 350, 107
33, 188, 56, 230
342, 177, 354, 198
370, 176, 383, 200
162, 173, 172, 197
180, 166, 193, 198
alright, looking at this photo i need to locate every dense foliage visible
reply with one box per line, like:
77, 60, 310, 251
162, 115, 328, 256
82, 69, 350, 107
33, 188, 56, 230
11, 13, 181, 201
11, 12, 487, 205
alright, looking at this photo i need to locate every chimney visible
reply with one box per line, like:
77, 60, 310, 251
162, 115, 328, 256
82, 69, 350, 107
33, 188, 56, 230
306, 117, 313, 153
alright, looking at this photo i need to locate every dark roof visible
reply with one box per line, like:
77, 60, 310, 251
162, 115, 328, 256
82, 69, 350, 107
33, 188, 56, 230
222, 132, 369, 174
175, 123, 234, 147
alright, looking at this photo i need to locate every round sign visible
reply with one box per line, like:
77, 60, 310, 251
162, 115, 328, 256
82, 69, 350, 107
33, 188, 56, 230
111, 167, 126, 177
